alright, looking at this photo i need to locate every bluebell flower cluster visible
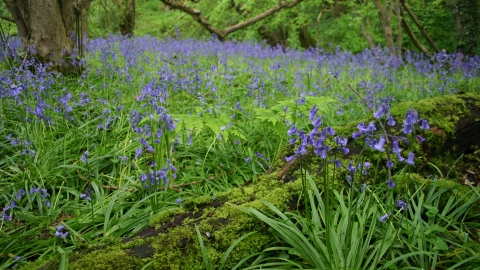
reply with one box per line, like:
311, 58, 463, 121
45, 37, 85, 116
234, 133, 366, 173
286, 105, 349, 166
55, 225, 69, 239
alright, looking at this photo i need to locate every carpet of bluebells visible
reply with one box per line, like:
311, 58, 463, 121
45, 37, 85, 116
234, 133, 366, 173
1, 34, 480, 268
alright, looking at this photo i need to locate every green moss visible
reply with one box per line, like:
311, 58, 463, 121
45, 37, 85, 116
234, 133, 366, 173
69, 248, 144, 270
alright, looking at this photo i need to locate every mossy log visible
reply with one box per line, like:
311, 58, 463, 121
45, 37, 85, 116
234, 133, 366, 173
27, 93, 480, 270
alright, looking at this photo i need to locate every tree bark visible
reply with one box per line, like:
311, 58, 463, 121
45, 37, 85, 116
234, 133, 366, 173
3, 0, 91, 73
159, 0, 304, 41
372, 0, 395, 53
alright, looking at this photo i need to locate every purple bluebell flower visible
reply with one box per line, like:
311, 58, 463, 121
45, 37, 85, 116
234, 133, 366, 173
386, 179, 396, 189
334, 159, 342, 168
396, 152, 405, 162
379, 213, 391, 222
386, 160, 394, 168
416, 135, 425, 143
373, 136, 386, 152
80, 150, 89, 163
387, 116, 396, 126
296, 144, 307, 156
335, 136, 348, 147
396, 200, 408, 211
374, 103, 390, 119
245, 157, 251, 163
55, 225, 68, 239
176, 198, 182, 204
347, 162, 356, 174
45, 200, 51, 208
392, 140, 401, 153
217, 133, 223, 140
360, 183, 367, 192
420, 119, 430, 130
406, 152, 415, 165
287, 125, 298, 136
325, 126, 335, 136
285, 156, 294, 163
135, 147, 143, 159
41, 189, 48, 198
367, 122, 376, 133
234, 140, 239, 145
312, 117, 322, 128
309, 105, 318, 121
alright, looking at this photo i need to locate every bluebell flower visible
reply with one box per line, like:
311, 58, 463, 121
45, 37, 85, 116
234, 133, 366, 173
41, 188, 48, 198
386, 160, 394, 168
309, 105, 318, 121
55, 225, 68, 239
387, 116, 396, 126
392, 140, 401, 153
373, 136, 386, 152
386, 179, 396, 189
176, 198, 182, 204
379, 213, 391, 222
325, 126, 335, 136
420, 119, 430, 130
360, 183, 367, 192
287, 125, 298, 136
334, 159, 342, 168
285, 156, 294, 163
296, 144, 307, 156
396, 200, 408, 211
80, 150, 89, 163
416, 135, 425, 143
245, 157, 251, 163
347, 162, 356, 174
135, 147, 143, 159
406, 152, 415, 165
396, 152, 405, 162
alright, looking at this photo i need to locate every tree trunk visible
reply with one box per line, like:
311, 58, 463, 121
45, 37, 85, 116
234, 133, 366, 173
372, 0, 395, 53
120, 0, 135, 36
3, 0, 91, 73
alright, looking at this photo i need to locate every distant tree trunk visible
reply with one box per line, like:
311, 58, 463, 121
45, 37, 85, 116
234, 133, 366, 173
396, 1, 402, 55
3, 0, 91, 73
298, 26, 316, 48
120, 0, 135, 36
372, 0, 396, 53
